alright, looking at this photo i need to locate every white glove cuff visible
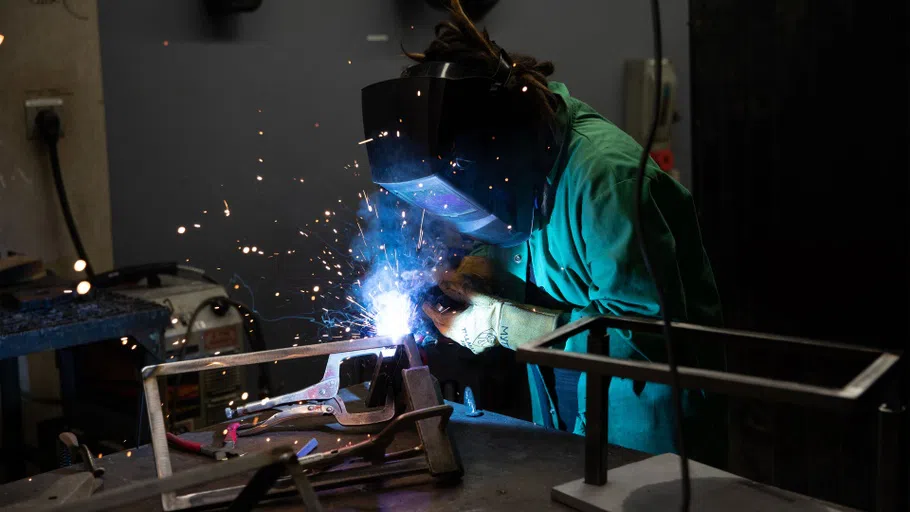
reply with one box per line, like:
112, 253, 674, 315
498, 303, 560, 349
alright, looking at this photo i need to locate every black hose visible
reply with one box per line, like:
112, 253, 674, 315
634, 1, 690, 510
37, 110, 95, 278
168, 297, 273, 429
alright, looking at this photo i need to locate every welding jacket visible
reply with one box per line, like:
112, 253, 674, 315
471, 82, 725, 461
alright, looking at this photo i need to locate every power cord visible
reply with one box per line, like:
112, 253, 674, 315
35, 109, 95, 278
168, 296, 273, 430
634, 1, 691, 510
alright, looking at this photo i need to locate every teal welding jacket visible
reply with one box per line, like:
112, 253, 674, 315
471, 82, 724, 460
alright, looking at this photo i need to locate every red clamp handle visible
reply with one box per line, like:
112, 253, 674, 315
224, 423, 239, 447
166, 432, 202, 453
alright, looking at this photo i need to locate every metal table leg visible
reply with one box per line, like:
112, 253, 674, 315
1, 358, 25, 481
584, 326, 609, 486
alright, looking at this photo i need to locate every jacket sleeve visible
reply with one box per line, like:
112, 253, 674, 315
561, 174, 688, 365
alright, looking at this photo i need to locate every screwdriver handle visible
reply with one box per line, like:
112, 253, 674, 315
58, 432, 104, 477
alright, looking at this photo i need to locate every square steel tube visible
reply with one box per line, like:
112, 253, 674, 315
517, 315, 900, 412
142, 334, 417, 511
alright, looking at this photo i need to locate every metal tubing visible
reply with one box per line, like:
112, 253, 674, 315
286, 464, 324, 512
584, 326, 610, 486
141, 335, 412, 378
180, 457, 430, 507
525, 315, 885, 357
226, 462, 287, 512
518, 316, 901, 412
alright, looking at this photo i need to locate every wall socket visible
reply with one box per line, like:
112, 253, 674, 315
25, 97, 64, 140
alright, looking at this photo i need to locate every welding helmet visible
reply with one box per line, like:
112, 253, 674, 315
361, 53, 558, 247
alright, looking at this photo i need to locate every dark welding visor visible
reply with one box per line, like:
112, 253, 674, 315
361, 58, 543, 247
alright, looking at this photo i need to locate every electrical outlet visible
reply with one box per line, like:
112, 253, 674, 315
25, 98, 64, 140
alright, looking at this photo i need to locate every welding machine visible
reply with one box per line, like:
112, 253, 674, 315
117, 274, 247, 431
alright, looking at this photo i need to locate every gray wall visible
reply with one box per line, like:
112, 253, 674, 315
98, 0, 690, 366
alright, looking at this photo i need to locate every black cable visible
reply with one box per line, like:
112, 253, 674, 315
634, 1, 690, 510
61, 0, 89, 21
168, 297, 272, 429
36, 110, 95, 279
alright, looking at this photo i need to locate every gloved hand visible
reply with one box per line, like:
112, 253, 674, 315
422, 272, 560, 354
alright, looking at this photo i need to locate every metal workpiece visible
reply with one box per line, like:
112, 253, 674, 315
517, 315, 901, 411
402, 366, 464, 480
294, 404, 453, 471
516, 314, 904, 512
141, 335, 412, 378
141, 334, 462, 511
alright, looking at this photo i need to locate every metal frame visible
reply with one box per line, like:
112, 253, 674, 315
142, 334, 426, 511
519, 315, 900, 411
516, 314, 903, 502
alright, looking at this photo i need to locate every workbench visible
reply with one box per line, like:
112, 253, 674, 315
0, 286, 170, 480
0, 403, 648, 510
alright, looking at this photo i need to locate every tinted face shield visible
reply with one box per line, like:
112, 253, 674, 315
361, 61, 545, 247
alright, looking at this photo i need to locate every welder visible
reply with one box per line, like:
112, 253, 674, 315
361, 1, 723, 461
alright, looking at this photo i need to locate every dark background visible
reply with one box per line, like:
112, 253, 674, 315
690, 1, 908, 508
96, 0, 909, 509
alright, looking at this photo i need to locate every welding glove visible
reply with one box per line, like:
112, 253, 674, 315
422, 273, 560, 354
